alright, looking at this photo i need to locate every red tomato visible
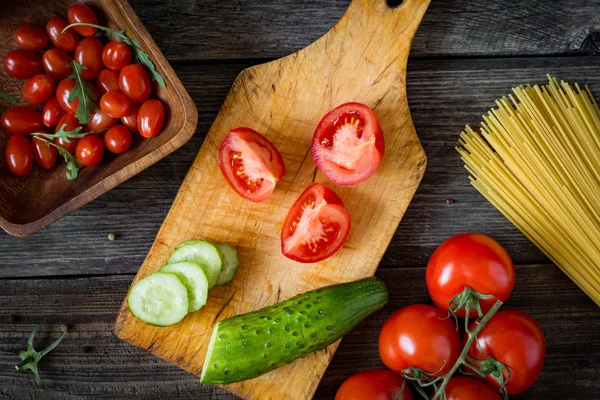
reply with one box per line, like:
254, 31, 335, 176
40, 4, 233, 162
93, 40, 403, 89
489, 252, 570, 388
434, 377, 502, 400
46, 18, 79, 52
119, 64, 151, 102
3, 49, 43, 79
85, 110, 117, 133
32, 137, 58, 169
121, 102, 138, 131
54, 113, 81, 153
335, 369, 413, 400
42, 48, 73, 81
312, 102, 384, 186
104, 125, 132, 154
100, 90, 131, 119
5, 136, 34, 176
74, 37, 104, 80
14, 25, 48, 51
1, 106, 43, 135
218, 127, 285, 202
137, 99, 165, 138
42, 97, 65, 127
76, 134, 104, 166
426, 233, 515, 317
56, 79, 78, 115
379, 304, 461, 377
22, 74, 55, 105
466, 310, 545, 395
281, 183, 350, 262
67, 3, 98, 37
97, 69, 120, 95
102, 42, 132, 71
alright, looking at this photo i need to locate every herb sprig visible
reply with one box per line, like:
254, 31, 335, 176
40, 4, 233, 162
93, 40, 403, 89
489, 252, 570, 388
67, 61, 98, 125
16, 325, 68, 388
63, 22, 166, 87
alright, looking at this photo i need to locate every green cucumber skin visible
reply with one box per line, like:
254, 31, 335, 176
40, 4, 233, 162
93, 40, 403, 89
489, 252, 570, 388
200, 277, 388, 384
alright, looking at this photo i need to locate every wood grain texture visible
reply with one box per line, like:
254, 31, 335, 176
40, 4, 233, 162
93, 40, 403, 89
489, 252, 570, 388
114, 1, 430, 398
2, 265, 599, 399
0, 0, 197, 237
128, 0, 600, 61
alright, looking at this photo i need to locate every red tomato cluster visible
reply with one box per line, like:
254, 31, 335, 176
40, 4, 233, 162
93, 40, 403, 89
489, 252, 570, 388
218, 103, 384, 263
2, 3, 166, 177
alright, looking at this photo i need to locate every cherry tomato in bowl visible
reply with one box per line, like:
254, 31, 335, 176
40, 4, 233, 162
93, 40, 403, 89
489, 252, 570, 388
433, 376, 502, 400
32, 137, 58, 170
104, 125, 132, 154
1, 106, 43, 136
14, 25, 48, 51
56, 79, 98, 116
54, 113, 81, 153
5, 136, 34, 176
119, 64, 152, 103
100, 90, 131, 119
312, 102, 384, 186
46, 18, 79, 52
74, 37, 104, 80
76, 134, 104, 166
67, 3, 98, 37
3, 49, 43, 79
426, 233, 515, 317
22, 74, 55, 105
102, 42, 132, 71
43, 97, 65, 127
218, 127, 285, 203
97, 69, 120, 95
281, 183, 350, 263
335, 369, 413, 400
121, 102, 138, 131
137, 99, 165, 137
42, 48, 73, 82
85, 110, 117, 133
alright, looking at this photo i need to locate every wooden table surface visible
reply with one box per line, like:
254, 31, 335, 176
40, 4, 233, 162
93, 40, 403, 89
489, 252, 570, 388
2, 1, 600, 398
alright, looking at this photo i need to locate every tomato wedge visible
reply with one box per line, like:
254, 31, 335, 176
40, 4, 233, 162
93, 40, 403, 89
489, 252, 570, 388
281, 183, 351, 263
312, 102, 384, 186
218, 127, 285, 203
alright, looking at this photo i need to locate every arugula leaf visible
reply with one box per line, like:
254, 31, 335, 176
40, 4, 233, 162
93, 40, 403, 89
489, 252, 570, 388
32, 124, 102, 143
66, 61, 97, 125
36, 137, 81, 180
63, 23, 166, 88
16, 325, 67, 388
0, 91, 17, 103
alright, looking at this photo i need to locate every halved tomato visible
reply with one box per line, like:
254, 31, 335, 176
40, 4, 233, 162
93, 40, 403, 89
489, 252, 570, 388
281, 183, 351, 263
312, 102, 384, 186
218, 127, 285, 203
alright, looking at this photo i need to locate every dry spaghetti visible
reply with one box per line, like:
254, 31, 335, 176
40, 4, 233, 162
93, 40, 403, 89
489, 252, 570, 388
456, 75, 600, 305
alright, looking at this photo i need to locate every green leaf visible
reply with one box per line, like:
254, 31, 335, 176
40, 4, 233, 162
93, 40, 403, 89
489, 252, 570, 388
15, 325, 67, 388
31, 124, 102, 144
35, 138, 81, 180
66, 61, 97, 125
0, 91, 17, 103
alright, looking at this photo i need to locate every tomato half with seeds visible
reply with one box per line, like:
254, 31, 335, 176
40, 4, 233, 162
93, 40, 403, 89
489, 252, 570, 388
312, 102, 384, 186
43, 97, 65, 127
433, 376, 502, 400
281, 183, 350, 263
22, 74, 55, 105
46, 18, 79, 52
335, 369, 413, 400
14, 25, 48, 51
67, 3, 98, 37
32, 137, 58, 169
74, 37, 104, 80
5, 136, 34, 176
218, 127, 285, 203
1, 106, 43, 136
3, 49, 43, 79
42, 48, 73, 81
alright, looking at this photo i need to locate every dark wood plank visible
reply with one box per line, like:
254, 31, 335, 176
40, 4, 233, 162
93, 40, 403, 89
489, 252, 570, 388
5, 55, 600, 277
1, 265, 598, 399
128, 0, 600, 61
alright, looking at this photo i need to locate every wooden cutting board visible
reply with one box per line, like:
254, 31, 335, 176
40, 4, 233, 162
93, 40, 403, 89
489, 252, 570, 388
114, 0, 430, 398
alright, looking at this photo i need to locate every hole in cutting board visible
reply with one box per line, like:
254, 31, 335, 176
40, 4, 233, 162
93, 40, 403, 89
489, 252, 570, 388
387, 0, 404, 8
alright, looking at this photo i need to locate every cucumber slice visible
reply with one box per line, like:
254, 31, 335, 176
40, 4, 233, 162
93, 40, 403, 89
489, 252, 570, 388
160, 262, 209, 312
168, 241, 222, 288
214, 243, 239, 286
127, 272, 189, 327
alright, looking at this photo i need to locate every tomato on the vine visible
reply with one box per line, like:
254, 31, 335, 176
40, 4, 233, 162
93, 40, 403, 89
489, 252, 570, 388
137, 99, 165, 138
14, 25, 48, 51
119, 64, 152, 103
97, 69, 120, 95
32, 137, 58, 170
434, 376, 502, 400
100, 90, 131, 119
76, 134, 104, 166
1, 106, 43, 136
379, 304, 461, 377
104, 125, 132, 154
74, 37, 104, 80
67, 3, 98, 37
335, 369, 413, 400
46, 18, 79, 52
42, 48, 73, 82
465, 310, 545, 395
3, 49, 43, 79
102, 42, 132, 71
22, 74, 55, 105
43, 97, 65, 127
5, 136, 34, 176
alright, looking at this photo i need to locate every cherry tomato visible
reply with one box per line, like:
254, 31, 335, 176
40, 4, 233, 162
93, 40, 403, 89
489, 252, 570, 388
14, 25, 48, 51
32, 137, 58, 169
85, 110, 117, 133
5, 136, 34, 176
379, 304, 461, 377
42, 97, 65, 127
46, 18, 79, 52
3, 49, 43, 79
433, 377, 502, 400
74, 37, 104, 80
22, 74, 55, 105
104, 125, 132, 154
102, 42, 132, 71
137, 99, 165, 137
312, 102, 384, 186
97, 69, 120, 95
100, 90, 131, 118
1, 106, 43, 135
218, 127, 285, 202
42, 48, 73, 81
466, 310, 545, 395
56, 79, 78, 115
67, 3, 98, 37
76, 134, 104, 166
281, 183, 350, 262
119, 64, 151, 103
335, 369, 413, 400
54, 113, 81, 153
426, 233, 515, 317
121, 102, 138, 131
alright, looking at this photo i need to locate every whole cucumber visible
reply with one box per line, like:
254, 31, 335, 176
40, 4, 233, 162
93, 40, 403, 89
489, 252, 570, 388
200, 277, 388, 384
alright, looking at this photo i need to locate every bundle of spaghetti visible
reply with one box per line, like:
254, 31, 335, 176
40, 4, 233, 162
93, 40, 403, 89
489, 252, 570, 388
456, 75, 600, 305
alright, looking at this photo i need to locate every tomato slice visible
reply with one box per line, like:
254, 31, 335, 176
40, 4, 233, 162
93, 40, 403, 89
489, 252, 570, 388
312, 102, 384, 186
218, 127, 285, 203
281, 183, 351, 263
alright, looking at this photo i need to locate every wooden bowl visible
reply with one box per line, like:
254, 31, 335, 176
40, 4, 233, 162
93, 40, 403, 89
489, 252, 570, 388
0, 0, 197, 237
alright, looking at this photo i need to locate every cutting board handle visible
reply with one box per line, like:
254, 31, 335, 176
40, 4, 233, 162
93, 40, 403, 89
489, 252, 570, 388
344, 0, 430, 38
